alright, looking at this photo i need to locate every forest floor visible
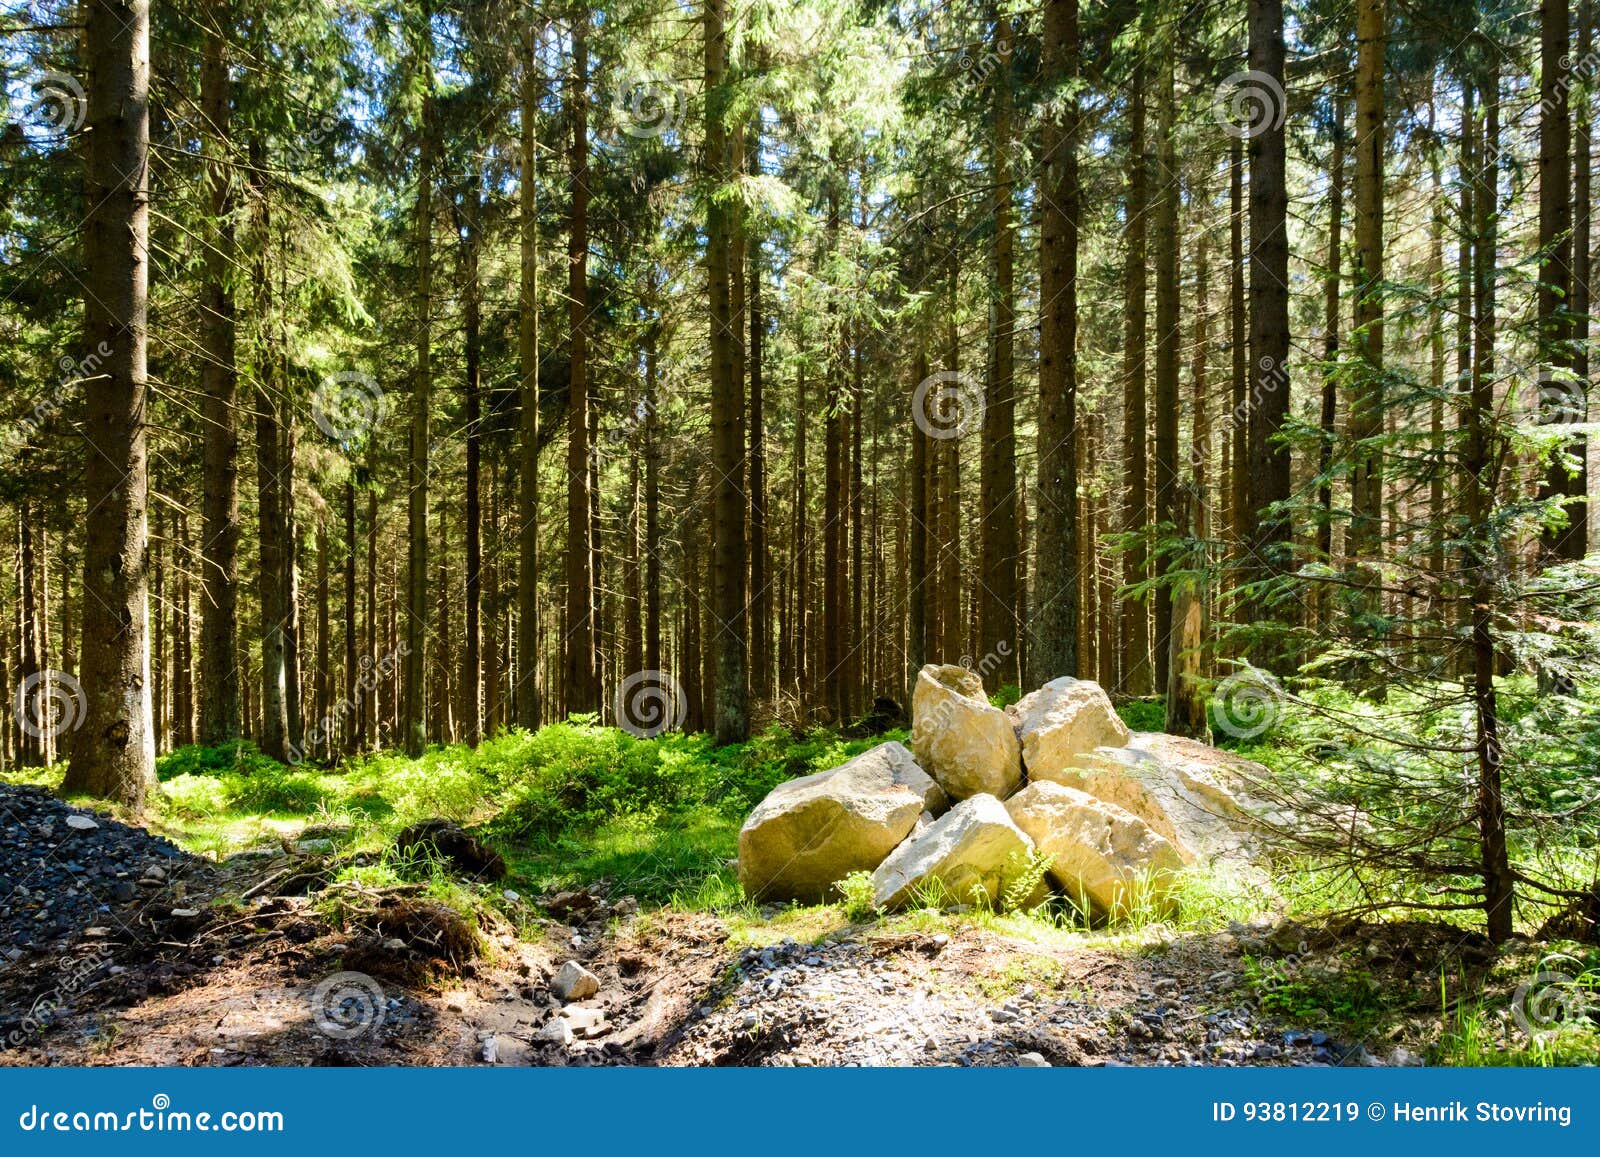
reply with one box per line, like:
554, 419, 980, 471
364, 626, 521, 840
1, 778, 1552, 1068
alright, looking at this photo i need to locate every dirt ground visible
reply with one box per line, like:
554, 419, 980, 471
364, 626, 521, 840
1, 837, 1503, 1068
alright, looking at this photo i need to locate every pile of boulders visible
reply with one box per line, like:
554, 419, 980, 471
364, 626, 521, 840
737, 664, 1271, 918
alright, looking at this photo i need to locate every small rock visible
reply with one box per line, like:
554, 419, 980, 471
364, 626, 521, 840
563, 1005, 608, 1038
538, 1018, 574, 1046
481, 1035, 499, 1063
1016, 1052, 1051, 1067
382, 938, 408, 952
501, 889, 521, 903
552, 960, 600, 1002
169, 907, 199, 918
295, 838, 335, 855
65, 815, 99, 831
142, 865, 166, 882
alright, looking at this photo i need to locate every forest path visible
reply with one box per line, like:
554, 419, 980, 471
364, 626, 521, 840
2, 880, 1408, 1068
1, 784, 1466, 1067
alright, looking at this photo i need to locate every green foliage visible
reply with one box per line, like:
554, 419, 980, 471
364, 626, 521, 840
988, 684, 1023, 710
1242, 955, 1387, 1034
1115, 698, 1165, 733
833, 870, 879, 921
156, 741, 284, 782
1002, 851, 1054, 914
163, 765, 331, 816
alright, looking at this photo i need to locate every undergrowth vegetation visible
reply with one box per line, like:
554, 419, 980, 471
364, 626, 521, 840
9, 695, 1598, 1066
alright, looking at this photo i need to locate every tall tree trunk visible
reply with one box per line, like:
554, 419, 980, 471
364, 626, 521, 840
484, 460, 502, 733
363, 450, 378, 749
174, 512, 193, 746
1121, 64, 1151, 694
1318, 93, 1345, 625
344, 478, 358, 755
18, 512, 42, 766
1428, 97, 1447, 584
624, 450, 643, 678
153, 502, 165, 753
1228, 135, 1247, 568
1165, 487, 1208, 738
1032, 0, 1079, 683
1152, 50, 1180, 694
849, 319, 864, 713
910, 349, 930, 675
706, 0, 748, 742
1348, 0, 1385, 574
63, 0, 154, 807
980, 9, 1020, 686
747, 137, 769, 700
462, 183, 484, 743
564, 15, 598, 716
1574, 0, 1594, 553
198, 1, 240, 744
1541, 0, 1584, 558
1468, 69, 1513, 942
282, 388, 302, 754
516, 19, 543, 730
937, 271, 963, 664
1245, 0, 1293, 620
313, 517, 330, 759
403, 7, 435, 756
824, 180, 846, 722
253, 166, 290, 763
645, 304, 663, 675
791, 361, 809, 703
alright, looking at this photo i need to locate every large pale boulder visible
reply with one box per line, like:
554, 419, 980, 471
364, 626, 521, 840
1027, 732, 1266, 864
1008, 677, 1130, 781
738, 741, 946, 902
1004, 781, 1184, 915
870, 794, 1042, 911
911, 664, 1022, 801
